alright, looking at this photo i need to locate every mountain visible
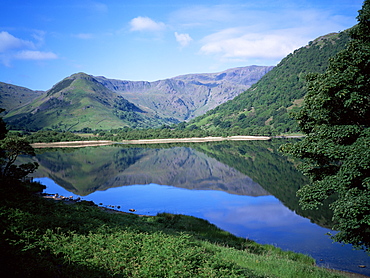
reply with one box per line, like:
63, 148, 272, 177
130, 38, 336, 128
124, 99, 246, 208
94, 65, 273, 121
1, 66, 272, 131
3, 73, 178, 131
0, 82, 44, 112
187, 32, 351, 135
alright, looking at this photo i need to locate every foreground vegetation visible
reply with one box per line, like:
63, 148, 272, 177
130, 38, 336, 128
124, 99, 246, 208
0, 179, 348, 278
281, 0, 370, 251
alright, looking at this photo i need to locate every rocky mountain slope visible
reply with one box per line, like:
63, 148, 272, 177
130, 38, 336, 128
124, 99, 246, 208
1, 66, 272, 131
94, 65, 273, 121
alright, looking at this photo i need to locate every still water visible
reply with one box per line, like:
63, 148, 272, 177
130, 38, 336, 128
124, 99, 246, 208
31, 140, 370, 276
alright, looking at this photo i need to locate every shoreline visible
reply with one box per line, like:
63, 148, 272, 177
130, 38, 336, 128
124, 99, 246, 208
41, 193, 368, 278
31, 140, 114, 148
31, 135, 271, 148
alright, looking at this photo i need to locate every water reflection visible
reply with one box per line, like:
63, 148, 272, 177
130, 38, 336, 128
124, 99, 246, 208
31, 141, 370, 276
32, 145, 269, 196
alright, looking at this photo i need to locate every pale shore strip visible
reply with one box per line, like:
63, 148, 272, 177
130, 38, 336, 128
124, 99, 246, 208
121, 136, 271, 145
31, 140, 114, 148
31, 136, 271, 148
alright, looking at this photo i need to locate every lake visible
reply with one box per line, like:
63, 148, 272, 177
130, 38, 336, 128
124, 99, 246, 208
30, 140, 370, 276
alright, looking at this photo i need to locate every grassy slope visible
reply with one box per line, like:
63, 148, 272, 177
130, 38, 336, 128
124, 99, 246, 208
4, 75, 127, 131
0, 181, 346, 278
4, 74, 177, 131
188, 32, 350, 135
0, 82, 44, 111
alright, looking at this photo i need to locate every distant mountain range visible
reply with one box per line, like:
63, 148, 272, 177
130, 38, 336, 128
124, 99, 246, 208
0, 30, 351, 134
0, 65, 272, 131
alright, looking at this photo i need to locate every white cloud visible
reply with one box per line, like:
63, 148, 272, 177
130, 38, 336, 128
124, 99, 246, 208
0, 31, 35, 52
169, 2, 356, 64
14, 50, 58, 60
174, 32, 193, 47
0, 31, 58, 66
73, 33, 94, 39
129, 16, 166, 32
199, 27, 310, 62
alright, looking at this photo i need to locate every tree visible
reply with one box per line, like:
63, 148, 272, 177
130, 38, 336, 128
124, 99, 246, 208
0, 135, 38, 179
0, 108, 8, 140
280, 0, 370, 250
0, 109, 38, 182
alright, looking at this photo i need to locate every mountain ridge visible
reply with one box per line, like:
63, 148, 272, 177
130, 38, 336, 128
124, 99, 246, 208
93, 65, 273, 121
3, 72, 177, 131
1, 65, 273, 131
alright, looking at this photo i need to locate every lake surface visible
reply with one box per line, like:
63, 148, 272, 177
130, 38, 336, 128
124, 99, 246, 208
30, 140, 370, 276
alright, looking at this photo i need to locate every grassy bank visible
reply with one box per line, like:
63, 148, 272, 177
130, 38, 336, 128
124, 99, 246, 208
0, 181, 347, 278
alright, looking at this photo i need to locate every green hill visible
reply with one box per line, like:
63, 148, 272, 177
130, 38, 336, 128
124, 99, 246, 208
187, 32, 351, 136
0, 82, 44, 112
3, 73, 178, 131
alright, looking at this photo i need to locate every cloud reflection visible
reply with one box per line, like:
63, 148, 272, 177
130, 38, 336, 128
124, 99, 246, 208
205, 196, 306, 230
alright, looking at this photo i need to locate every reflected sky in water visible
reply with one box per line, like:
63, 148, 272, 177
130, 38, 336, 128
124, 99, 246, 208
37, 177, 370, 276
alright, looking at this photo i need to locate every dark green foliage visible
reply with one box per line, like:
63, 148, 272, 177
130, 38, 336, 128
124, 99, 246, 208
0, 108, 8, 140
26, 130, 82, 143
281, 0, 370, 250
0, 111, 39, 189
114, 95, 143, 112
113, 96, 146, 123
0, 135, 38, 178
38, 97, 70, 111
46, 78, 74, 96
80, 127, 93, 133
3, 112, 36, 131
188, 32, 350, 135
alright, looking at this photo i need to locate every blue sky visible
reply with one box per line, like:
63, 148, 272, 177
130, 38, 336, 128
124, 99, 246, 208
0, 0, 364, 90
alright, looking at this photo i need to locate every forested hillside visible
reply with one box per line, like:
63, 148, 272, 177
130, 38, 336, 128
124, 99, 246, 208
188, 32, 351, 136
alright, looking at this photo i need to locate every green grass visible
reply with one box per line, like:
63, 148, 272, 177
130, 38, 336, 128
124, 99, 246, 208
0, 181, 347, 278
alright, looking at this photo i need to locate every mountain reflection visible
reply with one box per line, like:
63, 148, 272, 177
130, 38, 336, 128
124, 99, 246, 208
31, 145, 269, 197
30, 140, 336, 229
